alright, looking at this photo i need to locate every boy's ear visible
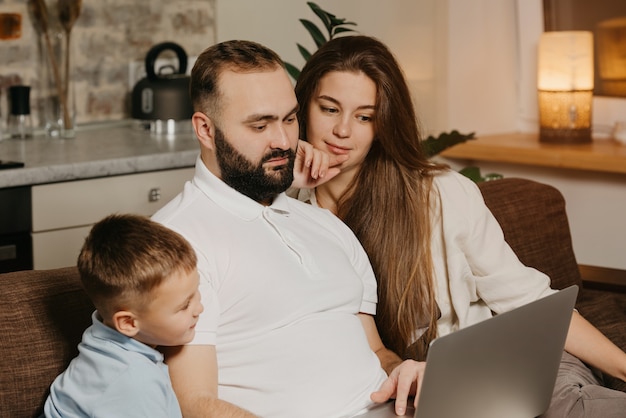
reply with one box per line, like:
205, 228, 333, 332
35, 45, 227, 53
111, 311, 140, 337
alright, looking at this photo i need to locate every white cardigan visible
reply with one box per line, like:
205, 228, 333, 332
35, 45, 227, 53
429, 170, 555, 337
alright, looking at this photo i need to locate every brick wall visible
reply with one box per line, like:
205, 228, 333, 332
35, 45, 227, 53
0, 0, 216, 127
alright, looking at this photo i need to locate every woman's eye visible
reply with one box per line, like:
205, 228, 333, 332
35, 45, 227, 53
357, 115, 372, 122
321, 106, 338, 114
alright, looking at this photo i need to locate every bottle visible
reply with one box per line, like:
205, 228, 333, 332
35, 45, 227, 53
8, 85, 34, 139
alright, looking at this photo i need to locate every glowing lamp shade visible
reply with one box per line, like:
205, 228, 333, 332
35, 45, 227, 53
537, 31, 594, 143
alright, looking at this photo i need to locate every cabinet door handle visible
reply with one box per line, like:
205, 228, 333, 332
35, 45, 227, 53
149, 187, 161, 202
0, 244, 17, 261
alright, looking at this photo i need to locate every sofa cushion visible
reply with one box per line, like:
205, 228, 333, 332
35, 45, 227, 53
478, 178, 583, 292
0, 267, 92, 418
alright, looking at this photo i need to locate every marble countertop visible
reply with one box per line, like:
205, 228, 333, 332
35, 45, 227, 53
0, 120, 199, 188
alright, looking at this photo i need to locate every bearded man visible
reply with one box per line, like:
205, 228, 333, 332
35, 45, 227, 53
152, 40, 422, 418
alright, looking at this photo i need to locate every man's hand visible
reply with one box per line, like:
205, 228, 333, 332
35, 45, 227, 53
292, 140, 348, 189
371, 359, 426, 416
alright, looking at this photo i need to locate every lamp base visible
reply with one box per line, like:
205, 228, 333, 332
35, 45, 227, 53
537, 89, 593, 144
539, 127, 592, 144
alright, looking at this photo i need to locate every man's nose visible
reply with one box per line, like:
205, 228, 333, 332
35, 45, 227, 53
270, 124, 292, 149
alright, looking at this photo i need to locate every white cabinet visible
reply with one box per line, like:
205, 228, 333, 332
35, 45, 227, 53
31, 167, 193, 269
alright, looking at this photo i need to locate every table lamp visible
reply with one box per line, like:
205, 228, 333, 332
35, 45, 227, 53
537, 31, 594, 144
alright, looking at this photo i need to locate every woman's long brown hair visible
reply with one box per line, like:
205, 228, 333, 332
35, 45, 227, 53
295, 35, 447, 360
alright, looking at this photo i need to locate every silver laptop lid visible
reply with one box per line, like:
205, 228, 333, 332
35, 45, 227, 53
356, 285, 578, 418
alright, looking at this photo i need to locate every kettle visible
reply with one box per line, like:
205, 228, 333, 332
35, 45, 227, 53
131, 42, 194, 124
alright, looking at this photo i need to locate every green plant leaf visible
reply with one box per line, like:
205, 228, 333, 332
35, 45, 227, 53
284, 61, 301, 82
288, 3, 360, 80
300, 18, 327, 48
483, 173, 504, 181
458, 166, 484, 183
307, 2, 332, 35
330, 17, 357, 27
421, 130, 475, 158
296, 43, 312, 62
327, 14, 342, 24
332, 26, 358, 37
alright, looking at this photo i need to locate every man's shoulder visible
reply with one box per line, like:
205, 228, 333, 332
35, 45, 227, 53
152, 180, 203, 224
286, 194, 343, 223
283, 195, 363, 252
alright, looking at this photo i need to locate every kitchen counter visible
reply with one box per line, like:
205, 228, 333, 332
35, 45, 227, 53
0, 120, 199, 188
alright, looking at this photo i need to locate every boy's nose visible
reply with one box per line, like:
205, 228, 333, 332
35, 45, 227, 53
194, 300, 204, 316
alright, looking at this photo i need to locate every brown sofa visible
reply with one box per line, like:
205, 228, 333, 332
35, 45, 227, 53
1, 178, 625, 417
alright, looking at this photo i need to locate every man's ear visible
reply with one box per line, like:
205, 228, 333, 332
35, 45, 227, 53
111, 311, 140, 337
192, 111, 216, 151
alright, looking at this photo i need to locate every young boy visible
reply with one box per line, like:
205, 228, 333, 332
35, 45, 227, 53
44, 214, 203, 418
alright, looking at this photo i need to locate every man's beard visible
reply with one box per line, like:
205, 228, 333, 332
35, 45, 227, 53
214, 127, 296, 203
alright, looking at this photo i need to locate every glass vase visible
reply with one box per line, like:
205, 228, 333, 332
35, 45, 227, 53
38, 16, 75, 139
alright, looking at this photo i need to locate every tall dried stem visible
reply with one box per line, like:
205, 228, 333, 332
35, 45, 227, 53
29, 0, 70, 128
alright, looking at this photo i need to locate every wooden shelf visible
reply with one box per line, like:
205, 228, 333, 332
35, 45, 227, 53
579, 265, 626, 293
440, 133, 626, 175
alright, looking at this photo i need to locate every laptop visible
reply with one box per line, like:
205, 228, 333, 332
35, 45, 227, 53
356, 285, 578, 418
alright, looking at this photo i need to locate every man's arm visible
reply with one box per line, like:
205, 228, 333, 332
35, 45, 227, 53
358, 313, 426, 416
162, 345, 257, 418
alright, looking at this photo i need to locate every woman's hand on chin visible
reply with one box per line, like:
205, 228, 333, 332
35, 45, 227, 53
291, 140, 347, 189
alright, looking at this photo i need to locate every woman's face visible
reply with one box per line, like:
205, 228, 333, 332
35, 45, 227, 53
305, 71, 377, 178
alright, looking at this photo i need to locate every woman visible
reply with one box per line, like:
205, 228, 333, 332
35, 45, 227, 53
294, 35, 626, 417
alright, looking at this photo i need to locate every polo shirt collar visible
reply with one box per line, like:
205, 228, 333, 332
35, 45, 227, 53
193, 156, 291, 221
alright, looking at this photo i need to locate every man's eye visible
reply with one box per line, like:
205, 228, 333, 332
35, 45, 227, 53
252, 125, 266, 131
285, 116, 296, 124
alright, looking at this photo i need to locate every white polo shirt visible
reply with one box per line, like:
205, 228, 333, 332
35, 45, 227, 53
153, 157, 387, 418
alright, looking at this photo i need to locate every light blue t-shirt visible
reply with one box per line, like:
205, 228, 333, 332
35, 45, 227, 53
44, 312, 182, 418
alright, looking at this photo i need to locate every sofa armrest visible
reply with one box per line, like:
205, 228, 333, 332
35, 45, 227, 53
478, 178, 583, 291
0, 267, 93, 418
